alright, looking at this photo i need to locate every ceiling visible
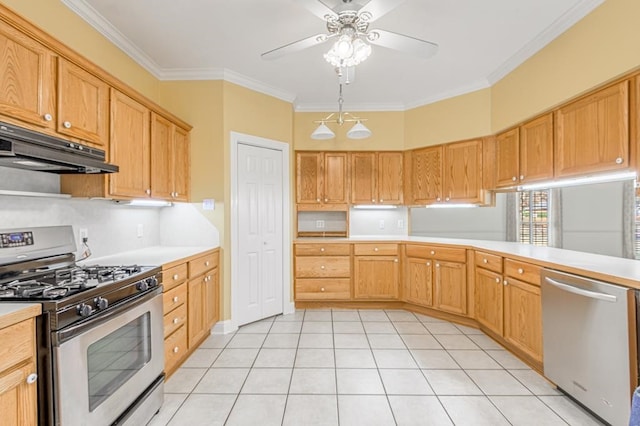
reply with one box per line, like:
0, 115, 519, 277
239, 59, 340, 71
61, 0, 604, 111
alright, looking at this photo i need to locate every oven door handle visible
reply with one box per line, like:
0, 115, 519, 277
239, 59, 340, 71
53, 287, 162, 346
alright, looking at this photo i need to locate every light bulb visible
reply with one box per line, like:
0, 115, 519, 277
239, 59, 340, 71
334, 35, 353, 59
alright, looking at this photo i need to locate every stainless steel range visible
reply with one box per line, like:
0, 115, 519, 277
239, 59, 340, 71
0, 226, 164, 426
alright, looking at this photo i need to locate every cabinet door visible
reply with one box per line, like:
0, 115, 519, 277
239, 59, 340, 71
324, 152, 348, 204
204, 268, 219, 329
434, 260, 467, 315
351, 152, 377, 204
109, 89, 150, 198
150, 113, 174, 199
0, 362, 38, 426
353, 256, 399, 299
474, 268, 504, 336
0, 20, 55, 129
296, 152, 323, 204
173, 126, 190, 201
411, 146, 443, 204
504, 277, 543, 363
187, 277, 207, 348
495, 128, 519, 188
555, 81, 629, 178
378, 152, 403, 204
404, 257, 433, 307
57, 59, 109, 147
520, 113, 554, 184
443, 139, 483, 203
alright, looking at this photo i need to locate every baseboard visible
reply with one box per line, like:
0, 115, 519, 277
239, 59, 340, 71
212, 319, 237, 335
284, 301, 296, 315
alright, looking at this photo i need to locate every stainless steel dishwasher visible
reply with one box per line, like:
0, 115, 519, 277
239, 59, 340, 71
541, 269, 637, 426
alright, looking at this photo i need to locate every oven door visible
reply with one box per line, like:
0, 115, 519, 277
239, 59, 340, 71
53, 290, 164, 426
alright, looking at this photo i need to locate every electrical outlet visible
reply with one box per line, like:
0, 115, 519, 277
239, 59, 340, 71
315, 220, 325, 229
397, 219, 404, 229
137, 224, 144, 238
79, 228, 88, 244
202, 199, 215, 210
378, 219, 385, 229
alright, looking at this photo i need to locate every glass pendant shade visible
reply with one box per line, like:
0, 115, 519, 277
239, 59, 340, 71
346, 121, 372, 139
324, 36, 372, 68
311, 122, 336, 140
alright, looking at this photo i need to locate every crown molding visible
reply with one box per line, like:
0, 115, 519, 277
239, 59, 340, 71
403, 79, 491, 111
487, 0, 605, 85
294, 102, 406, 112
60, 0, 164, 78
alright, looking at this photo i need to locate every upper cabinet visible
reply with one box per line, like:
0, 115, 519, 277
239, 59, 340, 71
57, 58, 109, 148
296, 151, 349, 207
0, 20, 55, 129
150, 113, 190, 202
555, 81, 629, 178
443, 139, 485, 203
407, 146, 443, 204
351, 152, 403, 205
495, 114, 554, 188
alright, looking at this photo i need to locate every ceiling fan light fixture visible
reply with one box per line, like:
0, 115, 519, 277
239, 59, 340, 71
346, 120, 372, 139
311, 122, 336, 140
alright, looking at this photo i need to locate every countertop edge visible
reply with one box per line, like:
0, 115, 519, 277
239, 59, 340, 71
0, 303, 42, 330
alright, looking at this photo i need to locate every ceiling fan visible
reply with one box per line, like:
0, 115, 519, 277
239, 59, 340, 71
261, 0, 438, 67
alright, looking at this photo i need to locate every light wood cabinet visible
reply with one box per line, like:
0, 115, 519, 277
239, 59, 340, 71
443, 139, 484, 203
495, 114, 554, 188
296, 151, 349, 206
151, 113, 190, 201
408, 146, 443, 204
0, 318, 38, 426
0, 19, 56, 130
434, 260, 467, 315
354, 256, 400, 300
404, 256, 433, 307
294, 243, 351, 301
351, 152, 403, 205
475, 264, 504, 336
555, 80, 629, 178
187, 252, 219, 348
57, 58, 109, 147
109, 89, 150, 198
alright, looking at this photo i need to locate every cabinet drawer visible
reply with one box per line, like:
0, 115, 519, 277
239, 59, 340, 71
163, 282, 187, 315
295, 243, 350, 256
0, 319, 34, 373
163, 263, 188, 292
405, 244, 466, 262
353, 243, 398, 256
474, 251, 503, 273
163, 303, 187, 338
295, 256, 351, 278
295, 279, 351, 300
164, 325, 187, 373
188, 252, 218, 278
505, 259, 542, 286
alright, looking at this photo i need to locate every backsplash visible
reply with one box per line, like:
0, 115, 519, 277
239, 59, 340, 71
349, 207, 408, 237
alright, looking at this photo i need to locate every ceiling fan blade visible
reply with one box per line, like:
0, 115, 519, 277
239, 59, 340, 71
359, 0, 406, 22
368, 29, 438, 59
295, 0, 338, 21
261, 33, 333, 60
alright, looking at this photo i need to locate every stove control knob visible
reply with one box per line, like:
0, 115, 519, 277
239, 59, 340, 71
146, 276, 159, 288
77, 303, 93, 317
136, 280, 149, 292
95, 297, 109, 310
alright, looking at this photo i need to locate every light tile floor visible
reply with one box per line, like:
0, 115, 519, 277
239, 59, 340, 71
148, 309, 605, 426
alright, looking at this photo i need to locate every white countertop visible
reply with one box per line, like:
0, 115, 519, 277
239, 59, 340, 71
79, 246, 217, 268
0, 303, 41, 329
297, 236, 640, 289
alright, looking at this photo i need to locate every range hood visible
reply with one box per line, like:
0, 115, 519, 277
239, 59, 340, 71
0, 121, 118, 174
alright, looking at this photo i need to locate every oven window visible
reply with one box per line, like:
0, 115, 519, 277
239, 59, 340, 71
87, 312, 151, 412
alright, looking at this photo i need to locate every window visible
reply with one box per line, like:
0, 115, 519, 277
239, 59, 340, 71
518, 190, 550, 246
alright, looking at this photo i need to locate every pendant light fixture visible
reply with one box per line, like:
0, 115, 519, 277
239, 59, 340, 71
310, 83, 372, 140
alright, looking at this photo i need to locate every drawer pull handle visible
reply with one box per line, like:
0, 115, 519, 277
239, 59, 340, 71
173, 318, 179, 324
43, 113, 53, 122
173, 274, 179, 280
26, 373, 38, 385
426, 262, 431, 266
394, 259, 398, 263
205, 261, 210, 266
374, 247, 379, 252
173, 347, 179, 353
173, 296, 179, 303
435, 263, 440, 268
317, 198, 321, 202
495, 277, 500, 283
372, 199, 375, 202
615, 157, 623, 164
63, 121, 72, 129
504, 280, 508, 286
320, 287, 325, 292
430, 250, 435, 255
520, 175, 524, 180
320, 248, 325, 252
380, 199, 384, 202
512, 176, 517, 181
483, 259, 488, 264
320, 265, 325, 270
517, 268, 524, 274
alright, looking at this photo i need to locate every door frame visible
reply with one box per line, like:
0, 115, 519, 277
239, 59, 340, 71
230, 131, 293, 329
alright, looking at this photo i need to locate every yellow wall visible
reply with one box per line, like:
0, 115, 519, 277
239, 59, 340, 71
491, 0, 640, 132
294, 111, 404, 151
405, 89, 492, 149
0, 0, 160, 101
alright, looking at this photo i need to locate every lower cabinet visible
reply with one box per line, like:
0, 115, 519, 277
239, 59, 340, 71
353, 244, 400, 300
404, 256, 433, 307
475, 266, 504, 336
294, 243, 351, 301
0, 318, 38, 426
162, 249, 220, 376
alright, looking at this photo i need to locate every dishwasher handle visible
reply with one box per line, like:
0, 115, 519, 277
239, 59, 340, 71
544, 276, 618, 303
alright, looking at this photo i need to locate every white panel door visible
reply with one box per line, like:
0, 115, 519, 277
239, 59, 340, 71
237, 143, 283, 325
